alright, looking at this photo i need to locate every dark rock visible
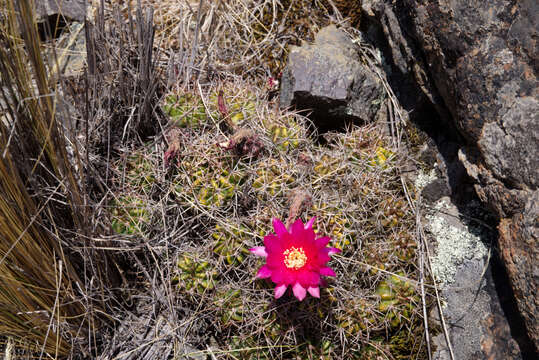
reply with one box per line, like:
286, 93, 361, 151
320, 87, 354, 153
431, 258, 521, 360
498, 191, 539, 350
369, 0, 538, 350
35, 0, 87, 22
421, 178, 449, 203
279, 25, 384, 129
479, 97, 539, 189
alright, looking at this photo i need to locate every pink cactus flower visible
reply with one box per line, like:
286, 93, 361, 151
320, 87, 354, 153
250, 218, 341, 301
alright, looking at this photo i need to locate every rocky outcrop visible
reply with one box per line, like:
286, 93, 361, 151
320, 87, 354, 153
35, 0, 87, 22
498, 192, 539, 345
279, 25, 384, 128
366, 0, 538, 351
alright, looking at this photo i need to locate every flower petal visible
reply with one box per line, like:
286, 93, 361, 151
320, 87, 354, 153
290, 219, 304, 237
304, 217, 316, 230
275, 284, 287, 299
267, 252, 283, 267
256, 265, 272, 279
249, 246, 268, 257
307, 286, 320, 298
272, 218, 288, 237
297, 270, 320, 286
264, 235, 282, 252
328, 247, 341, 256
314, 236, 331, 249
292, 282, 307, 301
315, 249, 331, 265
270, 268, 285, 284
319, 267, 336, 277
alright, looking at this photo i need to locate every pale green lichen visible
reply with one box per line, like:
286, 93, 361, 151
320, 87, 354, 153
414, 168, 437, 191
427, 200, 488, 287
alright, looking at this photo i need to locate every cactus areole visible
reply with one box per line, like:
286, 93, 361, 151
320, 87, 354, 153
250, 218, 340, 301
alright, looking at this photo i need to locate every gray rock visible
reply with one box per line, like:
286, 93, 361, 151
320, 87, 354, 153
432, 259, 522, 360
479, 96, 539, 189
369, 0, 538, 350
421, 178, 450, 203
498, 191, 539, 350
35, 0, 87, 22
279, 25, 383, 127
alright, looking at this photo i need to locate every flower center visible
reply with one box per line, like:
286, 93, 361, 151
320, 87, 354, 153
283, 247, 307, 270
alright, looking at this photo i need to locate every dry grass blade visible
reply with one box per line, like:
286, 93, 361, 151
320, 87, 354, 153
0, 0, 105, 356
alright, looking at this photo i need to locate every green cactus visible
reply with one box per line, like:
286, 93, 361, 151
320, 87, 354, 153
163, 93, 209, 128
174, 254, 218, 295
374, 273, 416, 329
263, 117, 302, 151
380, 198, 407, 229
252, 159, 294, 199
214, 289, 245, 327
311, 205, 354, 252
114, 151, 155, 194
212, 224, 251, 266
368, 146, 395, 168
175, 165, 245, 208
110, 196, 149, 235
313, 154, 339, 176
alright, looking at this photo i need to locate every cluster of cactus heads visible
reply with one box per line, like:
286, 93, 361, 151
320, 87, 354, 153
174, 254, 218, 294
311, 206, 353, 251
163, 94, 209, 128
110, 196, 149, 235
212, 224, 251, 266
313, 154, 340, 177
335, 273, 417, 337
103, 81, 425, 359
176, 164, 245, 208
369, 146, 395, 168
252, 159, 295, 198
214, 289, 245, 326
393, 232, 417, 262
267, 122, 301, 151
120, 152, 156, 192
227, 99, 257, 126
380, 198, 408, 228
375, 274, 417, 328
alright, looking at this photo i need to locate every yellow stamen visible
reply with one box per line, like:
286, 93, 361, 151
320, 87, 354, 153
283, 247, 307, 270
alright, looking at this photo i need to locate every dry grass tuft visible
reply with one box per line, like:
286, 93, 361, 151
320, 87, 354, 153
0, 0, 109, 356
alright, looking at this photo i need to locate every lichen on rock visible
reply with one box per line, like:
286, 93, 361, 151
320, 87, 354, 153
427, 199, 488, 287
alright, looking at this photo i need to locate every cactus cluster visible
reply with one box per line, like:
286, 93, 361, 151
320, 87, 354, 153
226, 310, 289, 359
252, 159, 295, 198
311, 206, 353, 251
214, 289, 245, 327
110, 196, 149, 235
380, 198, 407, 229
151, 82, 424, 359
227, 99, 257, 126
376, 274, 418, 329
175, 164, 246, 208
163, 93, 209, 128
212, 224, 251, 266
121, 152, 155, 192
174, 254, 218, 294
267, 121, 301, 151
369, 146, 395, 168
335, 273, 417, 339
313, 154, 340, 177
229, 329, 337, 360
393, 232, 417, 263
